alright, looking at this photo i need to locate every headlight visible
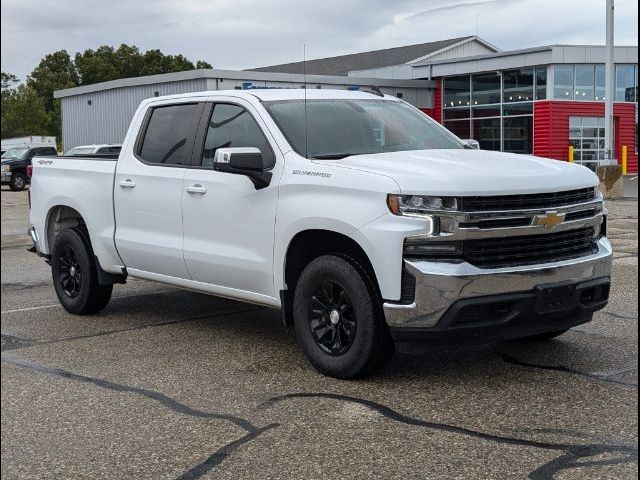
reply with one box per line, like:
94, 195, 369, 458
2, 165, 11, 172
387, 194, 458, 216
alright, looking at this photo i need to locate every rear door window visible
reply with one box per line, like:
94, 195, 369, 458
138, 103, 202, 165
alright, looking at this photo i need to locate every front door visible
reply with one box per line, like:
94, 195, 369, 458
114, 101, 203, 278
182, 100, 282, 298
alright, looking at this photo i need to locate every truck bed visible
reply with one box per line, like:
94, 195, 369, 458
29, 155, 123, 273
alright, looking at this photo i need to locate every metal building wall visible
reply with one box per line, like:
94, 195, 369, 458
60, 79, 208, 150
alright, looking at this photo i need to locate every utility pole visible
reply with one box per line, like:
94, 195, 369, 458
604, 0, 615, 164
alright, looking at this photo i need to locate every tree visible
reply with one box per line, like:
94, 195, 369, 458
2, 45, 213, 141
1, 72, 19, 90
196, 60, 213, 69
1, 82, 50, 139
27, 50, 78, 111
27, 51, 79, 140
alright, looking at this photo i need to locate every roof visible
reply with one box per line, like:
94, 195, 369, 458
412, 44, 638, 67
140, 89, 403, 104
252, 36, 492, 75
54, 68, 433, 98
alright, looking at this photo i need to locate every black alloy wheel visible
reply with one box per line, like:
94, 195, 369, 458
58, 245, 82, 298
308, 280, 357, 355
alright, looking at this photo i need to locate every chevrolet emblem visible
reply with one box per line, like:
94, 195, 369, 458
533, 211, 566, 229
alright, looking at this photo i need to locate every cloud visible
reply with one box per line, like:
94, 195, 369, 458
1, 0, 637, 81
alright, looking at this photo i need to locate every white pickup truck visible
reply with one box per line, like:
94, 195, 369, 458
29, 89, 612, 378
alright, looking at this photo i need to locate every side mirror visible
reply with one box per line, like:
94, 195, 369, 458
462, 139, 480, 150
213, 147, 272, 190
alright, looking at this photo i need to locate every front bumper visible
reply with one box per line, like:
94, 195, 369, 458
383, 236, 613, 332
1, 171, 12, 183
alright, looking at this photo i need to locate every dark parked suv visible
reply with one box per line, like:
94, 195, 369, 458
1, 146, 58, 191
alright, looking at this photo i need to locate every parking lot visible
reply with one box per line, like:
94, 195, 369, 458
1, 187, 637, 479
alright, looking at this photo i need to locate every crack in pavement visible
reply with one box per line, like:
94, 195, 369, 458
0, 306, 264, 353
601, 311, 639, 321
1, 351, 278, 479
174, 424, 279, 480
259, 392, 638, 480
1, 281, 52, 292
498, 352, 638, 387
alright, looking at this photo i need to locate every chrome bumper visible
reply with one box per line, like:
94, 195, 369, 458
383, 237, 613, 329
1, 171, 12, 182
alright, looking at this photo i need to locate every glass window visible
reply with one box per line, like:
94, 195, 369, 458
554, 65, 574, 99
503, 117, 532, 154
472, 72, 501, 105
264, 99, 464, 159
503, 103, 533, 116
202, 104, 274, 168
615, 65, 636, 102
139, 104, 200, 165
568, 116, 606, 171
503, 68, 534, 102
472, 118, 501, 151
2, 148, 28, 159
444, 75, 471, 107
444, 120, 471, 139
535, 66, 547, 100
443, 108, 471, 120
595, 65, 606, 100
575, 65, 595, 100
472, 106, 501, 118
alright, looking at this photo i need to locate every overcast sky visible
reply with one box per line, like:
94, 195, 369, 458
1, 0, 638, 82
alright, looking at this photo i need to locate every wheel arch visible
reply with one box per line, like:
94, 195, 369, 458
278, 228, 380, 326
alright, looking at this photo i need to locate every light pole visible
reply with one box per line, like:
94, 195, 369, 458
603, 0, 615, 164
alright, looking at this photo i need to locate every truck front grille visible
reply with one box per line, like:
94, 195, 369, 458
463, 227, 598, 268
461, 188, 597, 212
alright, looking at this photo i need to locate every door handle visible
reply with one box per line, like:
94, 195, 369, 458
119, 179, 136, 188
186, 184, 207, 194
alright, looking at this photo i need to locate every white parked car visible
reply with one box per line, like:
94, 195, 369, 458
28, 89, 612, 378
64, 144, 122, 156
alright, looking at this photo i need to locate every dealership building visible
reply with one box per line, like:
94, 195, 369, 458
56, 35, 638, 172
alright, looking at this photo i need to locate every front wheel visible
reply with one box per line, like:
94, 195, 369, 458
51, 228, 113, 314
293, 254, 393, 378
9, 172, 26, 191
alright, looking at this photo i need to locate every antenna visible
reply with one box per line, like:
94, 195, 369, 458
303, 43, 308, 158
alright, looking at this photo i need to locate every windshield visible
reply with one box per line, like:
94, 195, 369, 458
1, 148, 28, 159
263, 99, 464, 159
65, 146, 96, 155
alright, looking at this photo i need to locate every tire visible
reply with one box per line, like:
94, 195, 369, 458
517, 328, 571, 341
9, 172, 26, 191
50, 228, 113, 314
293, 254, 393, 379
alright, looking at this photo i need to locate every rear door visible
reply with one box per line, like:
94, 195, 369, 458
114, 101, 204, 278
182, 99, 282, 297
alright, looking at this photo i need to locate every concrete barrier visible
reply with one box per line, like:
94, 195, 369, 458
596, 164, 624, 199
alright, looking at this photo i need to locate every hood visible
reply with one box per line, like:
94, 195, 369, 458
1, 157, 20, 164
315, 149, 599, 196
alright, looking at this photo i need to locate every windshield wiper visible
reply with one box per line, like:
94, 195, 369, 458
310, 153, 354, 160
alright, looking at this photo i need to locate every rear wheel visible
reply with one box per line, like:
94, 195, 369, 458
51, 228, 112, 314
293, 254, 393, 378
9, 172, 26, 191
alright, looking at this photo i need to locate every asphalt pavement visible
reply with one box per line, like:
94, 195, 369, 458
1, 187, 637, 479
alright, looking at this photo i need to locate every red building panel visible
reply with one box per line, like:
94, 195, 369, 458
420, 78, 442, 123
533, 100, 637, 173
